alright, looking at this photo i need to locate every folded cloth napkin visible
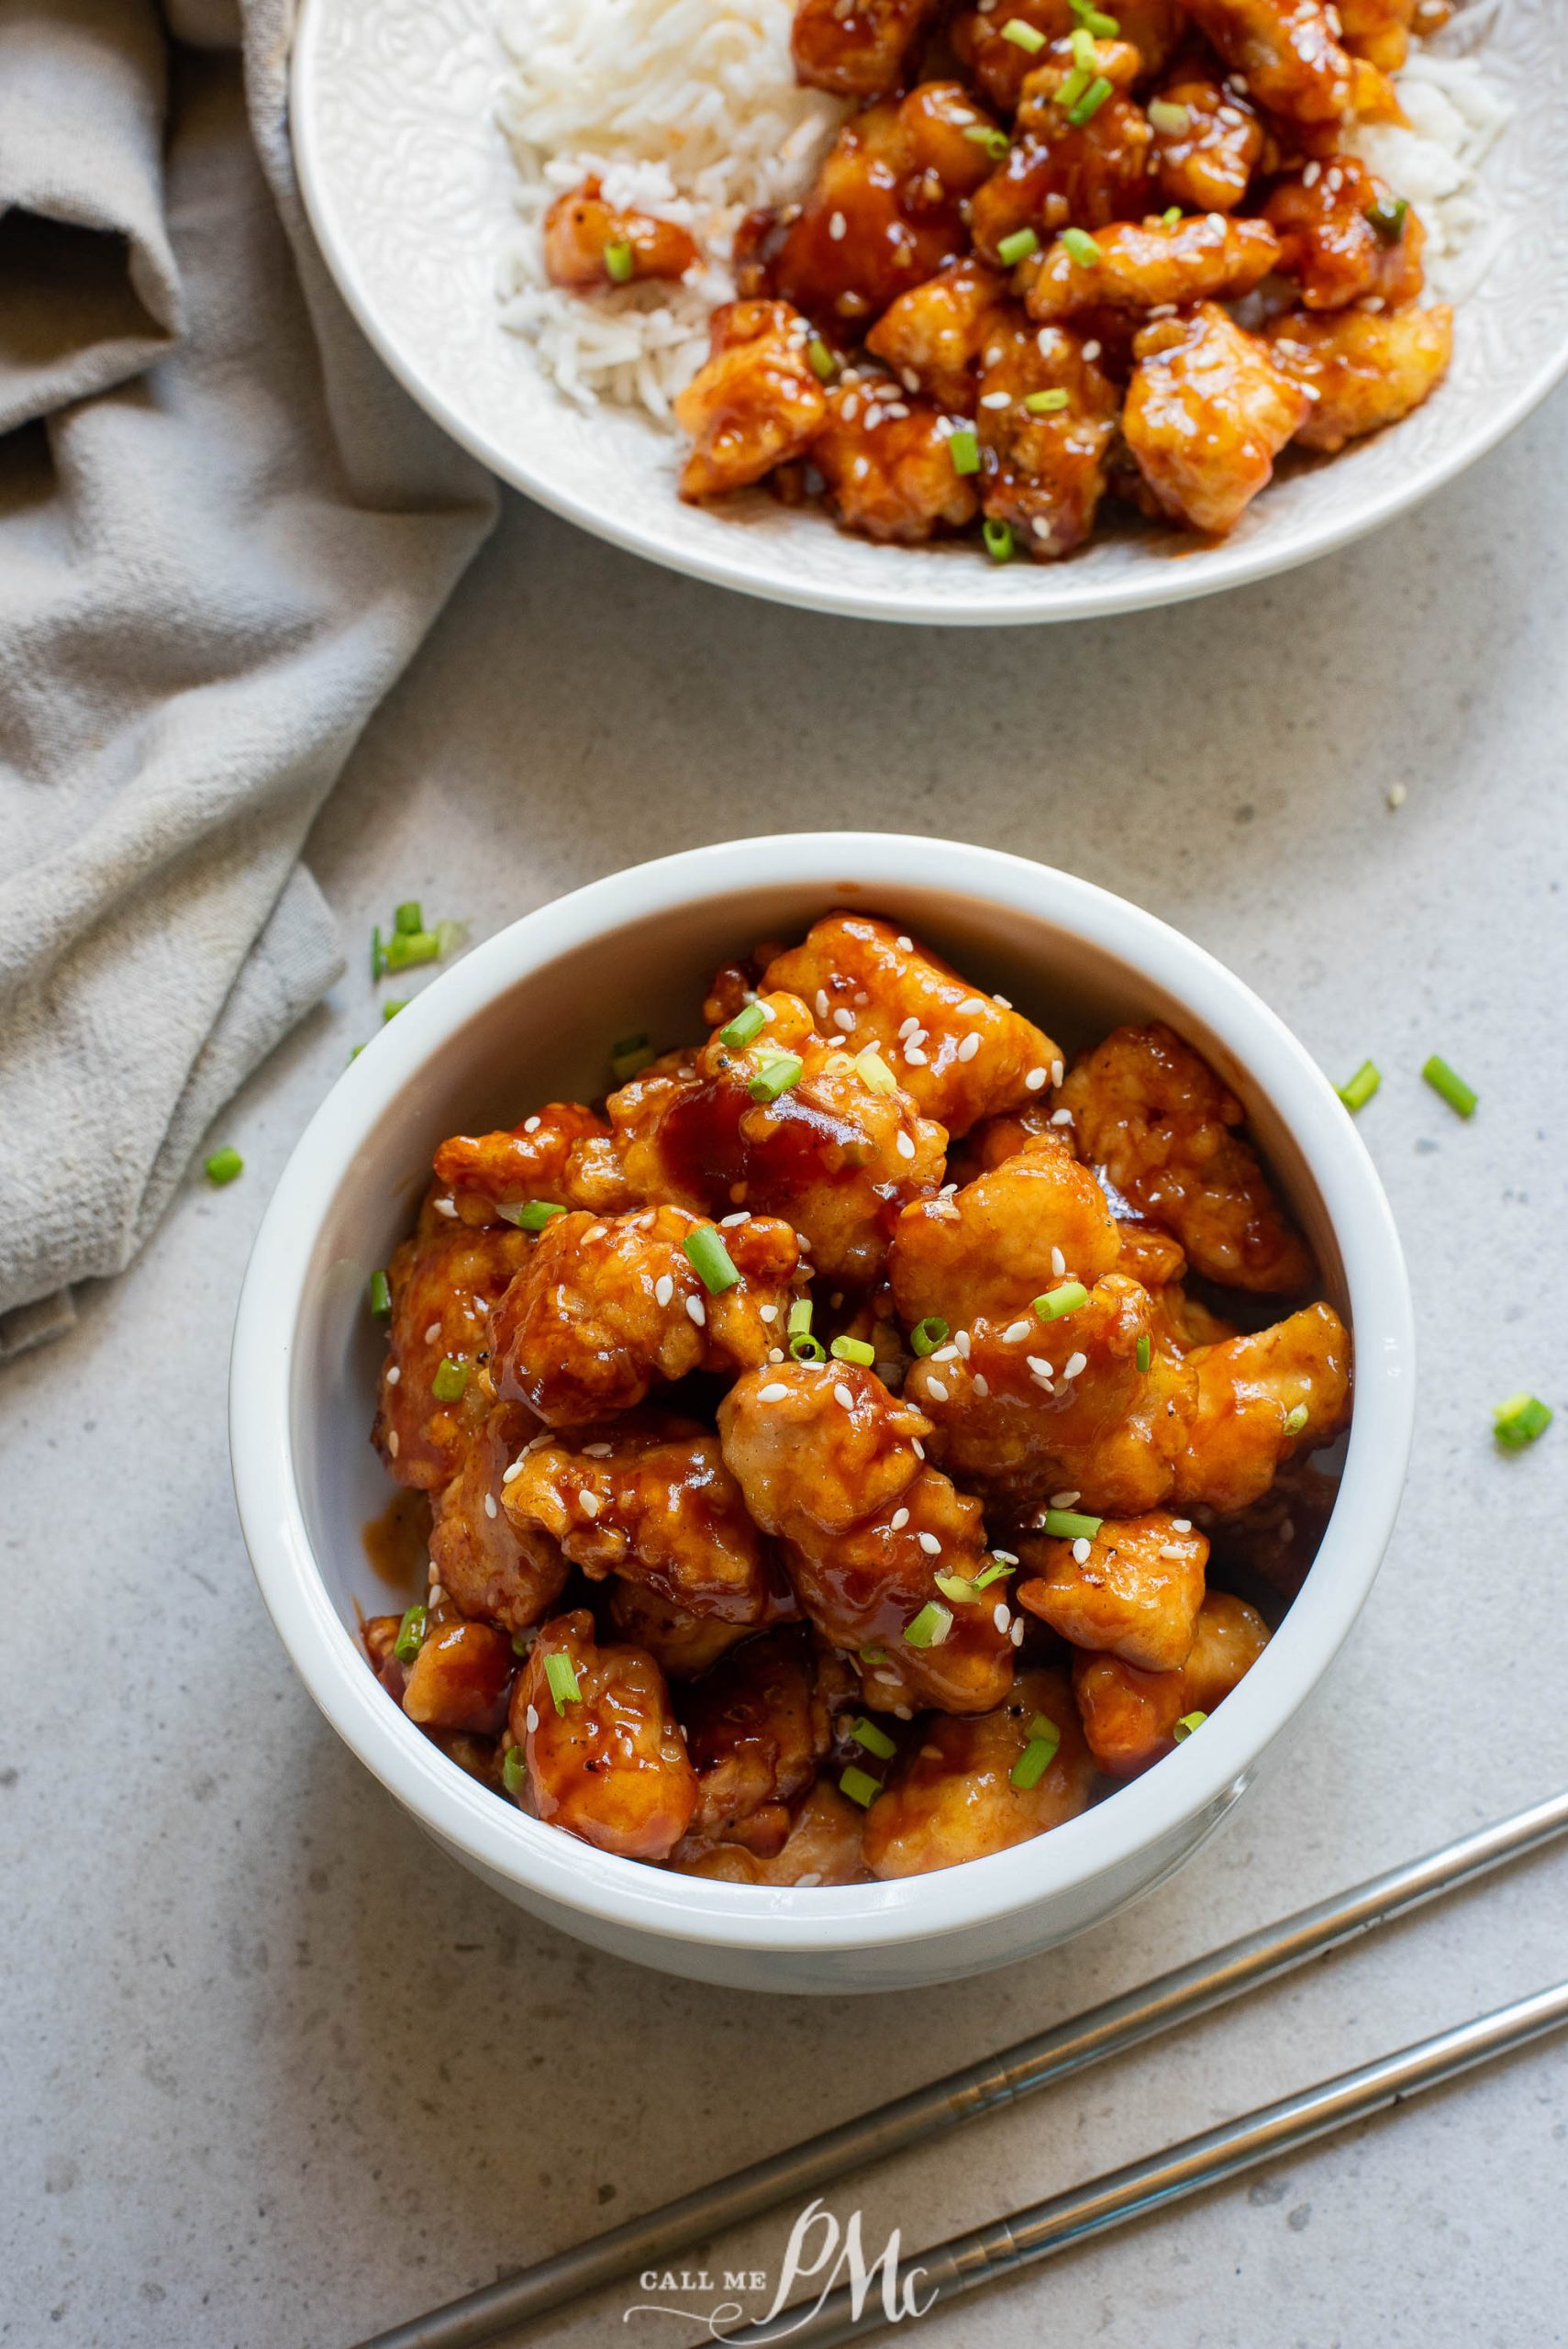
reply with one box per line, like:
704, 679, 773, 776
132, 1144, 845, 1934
0, 0, 498, 1357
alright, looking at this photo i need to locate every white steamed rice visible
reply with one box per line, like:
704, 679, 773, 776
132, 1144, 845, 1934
495, 0, 1509, 428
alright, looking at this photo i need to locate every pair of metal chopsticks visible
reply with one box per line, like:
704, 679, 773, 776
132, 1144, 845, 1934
355, 1789, 1568, 2349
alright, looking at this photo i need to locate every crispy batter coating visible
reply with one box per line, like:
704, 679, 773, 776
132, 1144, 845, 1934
677, 1627, 845, 1848
1149, 60, 1266, 213
862, 1665, 1092, 1876
1264, 158, 1426, 312
542, 178, 701, 289
1174, 1300, 1351, 1513
1016, 1510, 1207, 1670
428, 1402, 571, 1633
813, 385, 982, 543
670, 1779, 867, 1883
373, 1196, 530, 1490
791, 0, 941, 97
491, 1203, 798, 1425
906, 1272, 1195, 1516
719, 1361, 1015, 1713
1124, 304, 1310, 535
761, 915, 1061, 1139
402, 1616, 516, 1735
502, 1414, 773, 1622
1073, 1589, 1270, 1772
1181, 0, 1353, 122
1265, 303, 1451, 451
889, 1135, 1121, 1328
865, 258, 1009, 413
610, 988, 945, 1286
1338, 0, 1414, 70
606, 1581, 776, 1679
431, 1103, 622, 1223
1116, 1220, 1188, 1291
1057, 1022, 1316, 1291
675, 301, 828, 500
512, 1611, 697, 1860
1024, 214, 1280, 322
974, 317, 1122, 562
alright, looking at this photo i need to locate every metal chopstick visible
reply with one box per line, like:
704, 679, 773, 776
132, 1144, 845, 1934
729, 1977, 1568, 2346
353, 1789, 1568, 2349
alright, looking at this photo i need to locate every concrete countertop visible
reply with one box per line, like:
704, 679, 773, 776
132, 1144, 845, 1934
4, 385, 1565, 2349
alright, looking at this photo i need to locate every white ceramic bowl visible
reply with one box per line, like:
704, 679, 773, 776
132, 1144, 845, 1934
290, 0, 1567, 625
229, 835, 1414, 1992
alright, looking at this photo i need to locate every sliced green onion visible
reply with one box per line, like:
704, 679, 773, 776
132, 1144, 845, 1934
349, 1042, 366, 1062
997, 226, 1040, 267
973, 1559, 1015, 1589
1010, 1714, 1061, 1788
840, 1765, 883, 1808
1135, 1334, 1151, 1373
1364, 195, 1408, 245
502, 1744, 528, 1795
611, 1031, 657, 1083
1070, 25, 1097, 68
749, 1051, 804, 1104
1282, 1401, 1309, 1438
963, 124, 1013, 161
788, 1297, 814, 1339
1062, 226, 1100, 266
718, 1001, 767, 1047
604, 239, 635, 284
1148, 97, 1191, 135
830, 1334, 875, 1365
855, 1044, 898, 1095
1338, 1059, 1382, 1112
384, 927, 440, 972
934, 1570, 975, 1604
1033, 1280, 1087, 1322
1068, 73, 1113, 124
1024, 386, 1070, 413
394, 900, 424, 936
948, 427, 980, 476
501, 1198, 569, 1231
543, 1650, 581, 1712
1070, 0, 1119, 31
860, 1645, 887, 1664
983, 518, 1015, 563
1055, 62, 1094, 107
1422, 1055, 1476, 1118
909, 1316, 950, 1358
1494, 1392, 1553, 1450
431, 1356, 469, 1403
807, 337, 838, 383
204, 1146, 243, 1186
1042, 1508, 1102, 1541
372, 924, 386, 981
1161, 204, 1183, 226
368, 1268, 392, 1319
511, 1630, 535, 1656
683, 1225, 740, 1295
1000, 14, 1047, 50
903, 1599, 953, 1648
433, 918, 469, 959
1173, 1709, 1207, 1742
788, 1303, 825, 1364
850, 1715, 897, 1760
382, 998, 408, 1022
393, 1604, 427, 1664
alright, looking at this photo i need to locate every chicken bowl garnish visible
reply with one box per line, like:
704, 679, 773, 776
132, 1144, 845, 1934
361, 913, 1351, 1883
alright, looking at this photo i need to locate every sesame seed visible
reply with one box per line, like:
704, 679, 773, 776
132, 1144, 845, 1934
655, 1273, 674, 1307
1388, 782, 1407, 810
1010, 1618, 1024, 1646
920, 1742, 944, 1761
834, 1381, 855, 1408
918, 1531, 941, 1554
523, 1115, 541, 1132
911, 1439, 924, 1458
1303, 159, 1321, 186
955, 1330, 971, 1358
428, 1583, 445, 1607
1051, 1488, 1080, 1508
1159, 1543, 1186, 1560
993, 1549, 1018, 1564
926, 1377, 950, 1402
1072, 1536, 1092, 1564
583, 1442, 611, 1457
980, 389, 1011, 408
385, 1366, 401, 1386
1025, 1066, 1047, 1090
759, 1381, 788, 1402
1050, 1108, 1073, 1126
894, 1704, 913, 1720
958, 996, 987, 1014
1172, 1517, 1192, 1531
1082, 339, 1101, 361
904, 1045, 929, 1067
686, 1295, 706, 1326
1063, 1350, 1087, 1379
760, 1302, 778, 1322
579, 1489, 600, 1517
993, 1601, 1010, 1632
897, 934, 913, 951
768, 1347, 785, 1363
1051, 1246, 1065, 1278
434, 1197, 457, 1219
720, 1210, 750, 1226
833, 1008, 855, 1032
387, 1431, 399, 1457
425, 1322, 441, 1343
895, 1130, 917, 1159
995, 994, 1012, 1009
484, 1491, 497, 1518
898, 1015, 919, 1039
931, 1343, 959, 1362
891, 1507, 910, 1530
956, 1033, 981, 1063
828, 210, 847, 239
973, 1374, 989, 1397
1051, 1058, 1064, 1086
1027, 1355, 1053, 1377
526, 1704, 539, 1732
795, 1870, 824, 1887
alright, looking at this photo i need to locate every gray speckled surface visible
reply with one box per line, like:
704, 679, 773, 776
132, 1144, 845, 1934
4, 389, 1567, 2349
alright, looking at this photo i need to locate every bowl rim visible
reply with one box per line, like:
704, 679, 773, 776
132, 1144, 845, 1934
229, 833, 1416, 1954
290, 0, 1568, 628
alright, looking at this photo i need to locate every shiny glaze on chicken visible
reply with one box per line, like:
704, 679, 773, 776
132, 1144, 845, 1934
362, 912, 1351, 1881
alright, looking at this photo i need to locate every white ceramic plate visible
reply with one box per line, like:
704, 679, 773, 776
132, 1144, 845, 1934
292, 0, 1568, 622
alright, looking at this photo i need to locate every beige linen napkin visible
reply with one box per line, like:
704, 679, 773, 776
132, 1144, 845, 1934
0, 0, 498, 1357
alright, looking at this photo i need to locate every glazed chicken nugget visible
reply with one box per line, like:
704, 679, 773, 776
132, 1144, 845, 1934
1016, 1510, 1207, 1672
373, 1196, 530, 1490
491, 1203, 797, 1425
1173, 1300, 1351, 1514
431, 1102, 621, 1222
428, 1402, 571, 1633
511, 1611, 697, 1861
865, 258, 1009, 414
791, 0, 942, 98
761, 914, 1062, 1138
1265, 304, 1452, 453
1124, 304, 1311, 536
890, 1133, 1121, 1330
1073, 1590, 1270, 1773
675, 301, 827, 499
542, 177, 700, 289
401, 1615, 516, 1736
1180, 0, 1354, 122
502, 1414, 773, 1622
1056, 1021, 1316, 1293
1024, 215, 1280, 322
670, 1780, 867, 1885
862, 1665, 1092, 1876
678, 1627, 844, 1849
